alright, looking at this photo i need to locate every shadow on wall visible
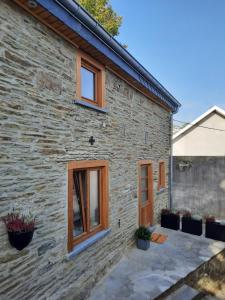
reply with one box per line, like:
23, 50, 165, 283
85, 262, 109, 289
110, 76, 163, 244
172, 157, 225, 219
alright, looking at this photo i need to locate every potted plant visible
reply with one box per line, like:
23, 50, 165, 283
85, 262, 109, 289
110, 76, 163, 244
2, 211, 36, 251
161, 208, 180, 230
205, 216, 225, 242
182, 212, 202, 236
135, 226, 151, 250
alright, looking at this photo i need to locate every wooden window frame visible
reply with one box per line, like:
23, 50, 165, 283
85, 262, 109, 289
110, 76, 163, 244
76, 50, 105, 108
158, 161, 166, 190
68, 160, 109, 252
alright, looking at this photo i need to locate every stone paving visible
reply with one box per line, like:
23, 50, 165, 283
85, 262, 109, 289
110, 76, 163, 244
89, 226, 225, 300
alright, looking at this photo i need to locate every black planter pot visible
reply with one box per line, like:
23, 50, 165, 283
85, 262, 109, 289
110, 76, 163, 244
182, 217, 202, 236
205, 222, 225, 242
161, 213, 180, 230
136, 239, 150, 250
8, 231, 34, 251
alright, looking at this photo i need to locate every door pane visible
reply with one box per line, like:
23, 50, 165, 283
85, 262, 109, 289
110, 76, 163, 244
141, 191, 148, 206
81, 66, 95, 101
141, 178, 148, 191
73, 171, 87, 237
141, 165, 148, 177
90, 170, 100, 228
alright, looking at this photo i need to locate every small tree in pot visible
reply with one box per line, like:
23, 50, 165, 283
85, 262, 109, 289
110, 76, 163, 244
161, 208, 180, 230
135, 226, 151, 250
2, 211, 36, 251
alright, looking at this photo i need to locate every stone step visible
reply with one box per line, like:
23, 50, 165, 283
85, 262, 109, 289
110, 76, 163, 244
200, 295, 218, 300
165, 284, 199, 300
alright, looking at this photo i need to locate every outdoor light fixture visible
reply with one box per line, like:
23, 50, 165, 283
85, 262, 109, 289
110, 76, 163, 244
178, 161, 192, 171
27, 0, 37, 8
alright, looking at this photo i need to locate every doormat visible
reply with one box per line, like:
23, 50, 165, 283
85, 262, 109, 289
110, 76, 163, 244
151, 233, 168, 244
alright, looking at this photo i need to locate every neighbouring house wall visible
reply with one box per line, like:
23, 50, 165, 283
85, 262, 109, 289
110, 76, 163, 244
172, 156, 225, 219
0, 1, 171, 299
173, 112, 225, 156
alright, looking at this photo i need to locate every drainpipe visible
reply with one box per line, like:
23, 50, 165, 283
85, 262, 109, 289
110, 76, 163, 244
169, 112, 173, 209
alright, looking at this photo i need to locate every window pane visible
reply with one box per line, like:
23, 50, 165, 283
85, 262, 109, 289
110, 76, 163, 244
141, 191, 148, 205
141, 165, 148, 177
73, 171, 87, 237
90, 170, 100, 228
141, 178, 148, 191
81, 66, 95, 101
160, 165, 162, 185
159, 163, 164, 187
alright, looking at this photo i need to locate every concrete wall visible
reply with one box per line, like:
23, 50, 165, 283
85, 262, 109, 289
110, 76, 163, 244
0, 1, 171, 299
172, 156, 225, 219
173, 112, 225, 156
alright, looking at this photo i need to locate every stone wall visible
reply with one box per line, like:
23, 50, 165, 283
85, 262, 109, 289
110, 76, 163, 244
0, 1, 171, 299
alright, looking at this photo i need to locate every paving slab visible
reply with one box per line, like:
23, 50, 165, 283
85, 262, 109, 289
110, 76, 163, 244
89, 226, 225, 300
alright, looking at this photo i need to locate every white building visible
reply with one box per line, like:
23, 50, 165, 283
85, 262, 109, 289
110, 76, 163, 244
173, 106, 225, 156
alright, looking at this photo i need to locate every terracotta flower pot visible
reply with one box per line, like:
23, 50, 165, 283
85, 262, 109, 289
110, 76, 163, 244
7, 231, 34, 251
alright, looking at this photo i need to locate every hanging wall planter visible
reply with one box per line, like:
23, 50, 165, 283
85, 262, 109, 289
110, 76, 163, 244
2, 211, 36, 251
7, 230, 35, 251
161, 209, 180, 230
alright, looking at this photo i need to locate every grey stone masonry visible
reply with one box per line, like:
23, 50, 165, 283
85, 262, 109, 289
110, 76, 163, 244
0, 1, 171, 299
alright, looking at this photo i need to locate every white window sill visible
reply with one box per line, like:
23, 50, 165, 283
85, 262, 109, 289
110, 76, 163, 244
66, 228, 111, 260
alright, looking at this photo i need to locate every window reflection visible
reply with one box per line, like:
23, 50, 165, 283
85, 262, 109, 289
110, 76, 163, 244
90, 170, 100, 228
81, 66, 95, 101
73, 170, 87, 237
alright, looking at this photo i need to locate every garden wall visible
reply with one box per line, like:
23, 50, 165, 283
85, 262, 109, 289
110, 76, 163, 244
173, 156, 225, 219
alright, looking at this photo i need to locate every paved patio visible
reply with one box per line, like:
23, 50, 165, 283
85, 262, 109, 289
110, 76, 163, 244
89, 226, 225, 300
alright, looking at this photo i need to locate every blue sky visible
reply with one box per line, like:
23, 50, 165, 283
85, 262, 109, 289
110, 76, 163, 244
110, 0, 225, 123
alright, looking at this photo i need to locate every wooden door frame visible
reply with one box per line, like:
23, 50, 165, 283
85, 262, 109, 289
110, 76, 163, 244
138, 160, 154, 226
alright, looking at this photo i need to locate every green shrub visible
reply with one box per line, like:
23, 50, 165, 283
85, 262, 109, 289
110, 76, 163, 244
135, 226, 151, 241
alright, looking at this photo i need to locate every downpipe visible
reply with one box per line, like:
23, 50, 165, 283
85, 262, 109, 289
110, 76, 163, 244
169, 112, 173, 209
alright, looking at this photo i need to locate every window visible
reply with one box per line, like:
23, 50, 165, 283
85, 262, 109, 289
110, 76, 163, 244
76, 50, 105, 108
68, 160, 109, 251
158, 161, 166, 190
81, 66, 95, 101
140, 164, 150, 205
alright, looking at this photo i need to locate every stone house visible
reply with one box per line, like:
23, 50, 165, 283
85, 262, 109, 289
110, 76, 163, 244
0, 0, 180, 299
173, 106, 225, 218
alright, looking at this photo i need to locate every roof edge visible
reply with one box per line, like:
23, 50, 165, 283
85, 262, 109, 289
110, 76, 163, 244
173, 105, 225, 139
29, 0, 181, 112
57, 0, 181, 112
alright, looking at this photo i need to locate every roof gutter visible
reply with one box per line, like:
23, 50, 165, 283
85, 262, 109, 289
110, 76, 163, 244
35, 0, 181, 113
